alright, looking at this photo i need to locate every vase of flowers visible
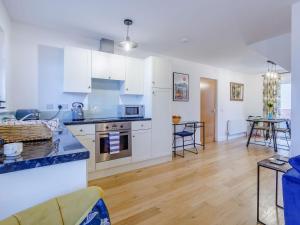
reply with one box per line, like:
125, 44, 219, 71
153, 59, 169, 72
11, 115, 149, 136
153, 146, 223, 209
267, 101, 274, 119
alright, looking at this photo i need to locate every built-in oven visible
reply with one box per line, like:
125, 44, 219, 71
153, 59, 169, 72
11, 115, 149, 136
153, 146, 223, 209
95, 122, 132, 162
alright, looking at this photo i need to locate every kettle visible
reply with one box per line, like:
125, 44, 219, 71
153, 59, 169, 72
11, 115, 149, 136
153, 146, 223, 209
71, 102, 85, 121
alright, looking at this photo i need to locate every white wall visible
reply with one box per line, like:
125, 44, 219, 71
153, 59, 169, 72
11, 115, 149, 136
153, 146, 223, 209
8, 22, 263, 141
8, 22, 100, 110
170, 57, 262, 141
291, 2, 300, 156
0, 0, 11, 110
250, 33, 291, 72
8, 23, 143, 113
38, 45, 88, 111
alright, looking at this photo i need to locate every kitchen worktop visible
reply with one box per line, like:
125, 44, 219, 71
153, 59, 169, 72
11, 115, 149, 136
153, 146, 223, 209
0, 126, 89, 174
63, 117, 152, 125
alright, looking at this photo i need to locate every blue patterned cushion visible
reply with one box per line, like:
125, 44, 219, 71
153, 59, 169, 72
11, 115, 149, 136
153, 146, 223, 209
289, 155, 300, 173
80, 199, 111, 225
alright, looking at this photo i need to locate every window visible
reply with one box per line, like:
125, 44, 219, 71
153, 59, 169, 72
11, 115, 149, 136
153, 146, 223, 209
280, 74, 291, 119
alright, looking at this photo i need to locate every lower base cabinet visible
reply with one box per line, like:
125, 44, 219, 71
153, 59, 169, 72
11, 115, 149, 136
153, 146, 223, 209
75, 134, 96, 172
132, 129, 151, 162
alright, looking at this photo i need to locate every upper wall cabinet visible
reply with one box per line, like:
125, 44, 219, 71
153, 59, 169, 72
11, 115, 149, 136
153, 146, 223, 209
121, 57, 144, 95
145, 56, 172, 89
92, 51, 125, 81
64, 47, 92, 93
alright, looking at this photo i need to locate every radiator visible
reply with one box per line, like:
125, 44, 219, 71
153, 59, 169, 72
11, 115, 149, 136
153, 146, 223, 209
226, 120, 247, 140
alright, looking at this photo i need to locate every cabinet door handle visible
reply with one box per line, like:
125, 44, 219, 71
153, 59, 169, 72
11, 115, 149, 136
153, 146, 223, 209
88, 86, 91, 89
126, 88, 129, 91
133, 135, 135, 138
79, 129, 83, 132
92, 140, 95, 143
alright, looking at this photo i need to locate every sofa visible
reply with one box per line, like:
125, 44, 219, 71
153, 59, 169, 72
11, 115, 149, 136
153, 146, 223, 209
283, 156, 300, 225
0, 186, 110, 225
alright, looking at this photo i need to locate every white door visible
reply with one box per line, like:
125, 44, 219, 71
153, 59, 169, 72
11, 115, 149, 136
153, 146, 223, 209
91, 51, 110, 79
64, 47, 91, 93
151, 88, 172, 158
152, 57, 172, 89
124, 57, 144, 95
132, 129, 151, 162
76, 134, 96, 172
110, 54, 126, 80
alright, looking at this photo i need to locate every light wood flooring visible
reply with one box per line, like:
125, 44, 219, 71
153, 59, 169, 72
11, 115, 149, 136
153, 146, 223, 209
89, 138, 287, 225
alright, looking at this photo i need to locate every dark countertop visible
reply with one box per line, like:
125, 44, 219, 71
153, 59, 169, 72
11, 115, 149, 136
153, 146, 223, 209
63, 117, 152, 125
0, 126, 89, 174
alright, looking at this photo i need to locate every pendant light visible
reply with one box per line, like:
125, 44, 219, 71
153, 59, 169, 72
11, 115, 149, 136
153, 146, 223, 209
265, 60, 279, 79
118, 19, 138, 51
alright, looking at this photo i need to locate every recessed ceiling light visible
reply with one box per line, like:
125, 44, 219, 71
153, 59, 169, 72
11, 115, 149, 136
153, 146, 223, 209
180, 37, 189, 43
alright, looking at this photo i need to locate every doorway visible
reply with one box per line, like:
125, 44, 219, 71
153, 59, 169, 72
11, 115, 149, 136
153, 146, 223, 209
200, 77, 217, 143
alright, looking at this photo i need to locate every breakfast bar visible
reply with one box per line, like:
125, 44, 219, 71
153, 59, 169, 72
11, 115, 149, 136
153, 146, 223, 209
0, 127, 89, 220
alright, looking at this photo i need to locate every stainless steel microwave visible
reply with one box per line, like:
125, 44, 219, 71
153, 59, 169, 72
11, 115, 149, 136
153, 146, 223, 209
119, 105, 145, 118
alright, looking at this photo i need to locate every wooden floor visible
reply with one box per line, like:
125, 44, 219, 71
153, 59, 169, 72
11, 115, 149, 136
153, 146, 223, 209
89, 138, 287, 225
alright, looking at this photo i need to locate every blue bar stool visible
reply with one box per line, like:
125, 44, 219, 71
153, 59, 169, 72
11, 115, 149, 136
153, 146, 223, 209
173, 124, 198, 157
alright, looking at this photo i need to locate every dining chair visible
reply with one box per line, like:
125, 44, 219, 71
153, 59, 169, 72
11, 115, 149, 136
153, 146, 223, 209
275, 119, 291, 150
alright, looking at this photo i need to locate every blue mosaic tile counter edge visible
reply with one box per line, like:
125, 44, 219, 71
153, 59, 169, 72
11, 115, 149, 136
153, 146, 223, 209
0, 127, 89, 174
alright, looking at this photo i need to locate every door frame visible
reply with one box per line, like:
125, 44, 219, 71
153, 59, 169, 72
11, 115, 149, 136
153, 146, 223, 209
200, 77, 218, 142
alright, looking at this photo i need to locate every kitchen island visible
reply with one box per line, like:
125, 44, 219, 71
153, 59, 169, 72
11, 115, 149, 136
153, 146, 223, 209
0, 127, 89, 220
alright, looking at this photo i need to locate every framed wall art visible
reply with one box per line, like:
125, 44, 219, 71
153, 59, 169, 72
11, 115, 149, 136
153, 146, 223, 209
173, 72, 189, 101
230, 82, 244, 101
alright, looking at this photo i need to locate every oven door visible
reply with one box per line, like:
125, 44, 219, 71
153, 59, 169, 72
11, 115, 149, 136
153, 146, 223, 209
95, 130, 132, 162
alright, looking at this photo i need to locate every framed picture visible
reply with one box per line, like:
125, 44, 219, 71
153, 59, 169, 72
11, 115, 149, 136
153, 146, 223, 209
173, 72, 189, 101
230, 82, 244, 101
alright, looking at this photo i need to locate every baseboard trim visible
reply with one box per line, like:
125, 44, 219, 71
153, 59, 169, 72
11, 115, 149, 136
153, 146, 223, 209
88, 155, 172, 180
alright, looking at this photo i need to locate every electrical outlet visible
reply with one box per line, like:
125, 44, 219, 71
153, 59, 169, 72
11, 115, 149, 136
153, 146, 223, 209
46, 104, 54, 110
60, 104, 68, 110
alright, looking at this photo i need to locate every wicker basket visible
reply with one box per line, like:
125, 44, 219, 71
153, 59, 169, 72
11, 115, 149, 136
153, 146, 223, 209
0, 123, 52, 143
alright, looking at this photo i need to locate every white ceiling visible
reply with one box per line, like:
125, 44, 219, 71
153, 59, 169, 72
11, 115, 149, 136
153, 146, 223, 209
3, 0, 299, 74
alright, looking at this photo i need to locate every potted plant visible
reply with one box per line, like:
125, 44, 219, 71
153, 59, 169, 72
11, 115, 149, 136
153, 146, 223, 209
267, 101, 274, 119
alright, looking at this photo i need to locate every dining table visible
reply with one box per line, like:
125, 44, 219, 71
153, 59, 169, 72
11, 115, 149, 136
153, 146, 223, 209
246, 118, 289, 152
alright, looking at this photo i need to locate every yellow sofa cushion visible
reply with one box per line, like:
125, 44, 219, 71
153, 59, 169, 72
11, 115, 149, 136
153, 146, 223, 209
57, 186, 104, 225
0, 186, 104, 225
0, 217, 19, 225
14, 199, 63, 225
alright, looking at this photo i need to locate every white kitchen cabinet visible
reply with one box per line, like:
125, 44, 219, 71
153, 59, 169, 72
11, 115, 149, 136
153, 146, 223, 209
145, 56, 172, 89
75, 134, 96, 172
64, 47, 92, 93
66, 124, 95, 172
67, 124, 95, 136
132, 120, 152, 131
121, 57, 144, 95
132, 129, 151, 162
91, 50, 110, 79
91, 50, 125, 80
110, 54, 126, 81
151, 88, 172, 158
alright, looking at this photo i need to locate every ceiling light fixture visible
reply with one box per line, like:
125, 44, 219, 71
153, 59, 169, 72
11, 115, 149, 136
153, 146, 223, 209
119, 19, 138, 51
180, 37, 189, 43
265, 60, 279, 80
